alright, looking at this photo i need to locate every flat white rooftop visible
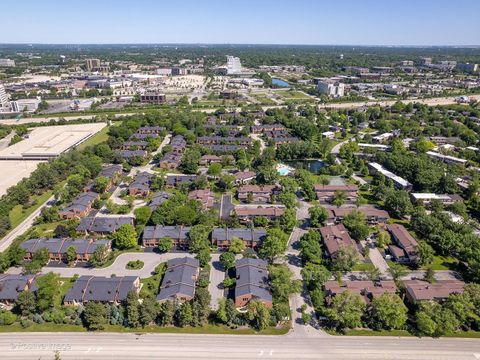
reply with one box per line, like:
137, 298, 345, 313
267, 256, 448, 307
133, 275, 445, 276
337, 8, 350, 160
0, 160, 45, 196
0, 123, 106, 160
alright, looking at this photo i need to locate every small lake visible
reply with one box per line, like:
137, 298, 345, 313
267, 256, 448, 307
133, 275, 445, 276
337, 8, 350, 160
285, 160, 326, 174
272, 78, 289, 87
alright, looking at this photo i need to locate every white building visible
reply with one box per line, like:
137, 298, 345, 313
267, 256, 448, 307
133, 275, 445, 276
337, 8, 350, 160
426, 151, 468, 165
0, 84, 9, 110
368, 162, 412, 190
317, 80, 345, 98
10, 98, 41, 113
0, 59, 15, 67
226, 56, 242, 75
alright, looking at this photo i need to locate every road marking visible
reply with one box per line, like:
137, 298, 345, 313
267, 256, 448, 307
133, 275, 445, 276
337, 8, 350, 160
473, 353, 480, 359
85, 347, 91, 353
269, 349, 274, 356
258, 350, 264, 356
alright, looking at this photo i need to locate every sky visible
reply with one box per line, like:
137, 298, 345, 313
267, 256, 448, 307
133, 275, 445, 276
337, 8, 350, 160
1, 0, 479, 46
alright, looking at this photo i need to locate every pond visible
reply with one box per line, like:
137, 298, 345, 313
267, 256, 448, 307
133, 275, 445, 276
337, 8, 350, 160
284, 160, 326, 174
272, 78, 289, 87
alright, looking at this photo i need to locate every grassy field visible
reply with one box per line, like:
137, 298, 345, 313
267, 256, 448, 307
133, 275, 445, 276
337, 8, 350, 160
352, 263, 376, 271
327, 328, 480, 338
76, 123, 115, 150
0, 323, 290, 335
421, 255, 459, 271
9, 190, 53, 229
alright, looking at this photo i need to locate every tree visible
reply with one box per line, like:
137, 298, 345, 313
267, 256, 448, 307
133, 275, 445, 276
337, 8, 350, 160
342, 210, 369, 241
188, 224, 211, 253
181, 149, 201, 174
279, 208, 297, 232
415, 301, 459, 337
388, 263, 408, 281
332, 190, 347, 207
113, 224, 138, 250
191, 287, 211, 326
178, 301, 193, 327
369, 293, 408, 330
139, 296, 159, 327
416, 241, 434, 266
66, 246, 77, 265
424, 266, 436, 283
308, 205, 328, 228
158, 300, 175, 326
158, 237, 173, 252
126, 290, 140, 328
219, 251, 236, 270
216, 298, 228, 324
299, 230, 323, 265
259, 228, 288, 263
384, 189, 412, 218
376, 231, 391, 249
83, 302, 108, 330
363, 267, 381, 282
0, 310, 16, 325
229, 237, 245, 254
277, 192, 297, 209
332, 246, 359, 272
134, 206, 152, 225
14, 291, 36, 316
196, 248, 211, 268
324, 291, 365, 330
269, 264, 301, 303
247, 300, 271, 331
207, 163, 222, 176
35, 272, 60, 311
89, 244, 109, 267
93, 176, 110, 193
301, 263, 331, 289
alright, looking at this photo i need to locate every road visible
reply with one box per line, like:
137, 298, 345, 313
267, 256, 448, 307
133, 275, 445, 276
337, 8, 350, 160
1, 332, 480, 359
0, 112, 135, 126
7, 252, 194, 279
0, 130, 15, 150
0, 195, 54, 253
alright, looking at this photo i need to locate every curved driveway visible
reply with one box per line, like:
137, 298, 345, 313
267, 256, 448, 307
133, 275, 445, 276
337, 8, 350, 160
40, 252, 194, 278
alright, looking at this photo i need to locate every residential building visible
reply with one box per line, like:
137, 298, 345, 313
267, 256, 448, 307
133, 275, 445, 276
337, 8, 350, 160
188, 189, 215, 210
410, 193, 463, 205
325, 206, 390, 226
211, 228, 266, 250
64, 276, 140, 305
116, 150, 148, 159
21, 238, 111, 263
234, 206, 285, 223
426, 151, 468, 165
320, 224, 358, 259
157, 257, 200, 303
314, 184, 358, 203
324, 280, 397, 303
85, 59, 101, 71
122, 141, 148, 151
368, 162, 413, 190
166, 175, 197, 188
137, 126, 165, 134
226, 56, 242, 75
77, 216, 134, 235
0, 275, 37, 306
387, 224, 418, 263
0, 59, 15, 67
59, 191, 99, 219
148, 191, 171, 210
234, 171, 256, 185
142, 225, 190, 249
0, 84, 9, 110
237, 185, 280, 203
235, 258, 272, 308
129, 172, 154, 196
403, 280, 465, 303
199, 154, 234, 166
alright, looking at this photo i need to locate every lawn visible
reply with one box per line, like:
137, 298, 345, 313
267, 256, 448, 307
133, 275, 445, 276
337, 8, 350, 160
126, 260, 144, 270
352, 263, 376, 271
421, 255, 458, 271
9, 190, 53, 229
327, 328, 480, 339
76, 122, 117, 151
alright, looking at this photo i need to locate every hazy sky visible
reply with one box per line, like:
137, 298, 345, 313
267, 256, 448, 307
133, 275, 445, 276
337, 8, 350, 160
1, 0, 479, 45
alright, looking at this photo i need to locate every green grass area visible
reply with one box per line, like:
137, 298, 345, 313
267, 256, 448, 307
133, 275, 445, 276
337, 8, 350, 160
0, 323, 289, 335
126, 260, 144, 270
76, 122, 117, 151
9, 190, 53, 229
55, 278, 77, 307
96, 247, 144, 268
352, 263, 376, 271
139, 262, 166, 299
421, 255, 459, 271
327, 328, 412, 337
253, 96, 276, 105
34, 221, 62, 236
276, 90, 310, 99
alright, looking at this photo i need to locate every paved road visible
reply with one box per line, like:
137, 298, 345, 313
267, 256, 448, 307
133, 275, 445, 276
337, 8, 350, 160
1, 332, 480, 359
208, 253, 225, 310
0, 130, 15, 150
0, 195, 54, 253
8, 252, 194, 279
0, 112, 135, 125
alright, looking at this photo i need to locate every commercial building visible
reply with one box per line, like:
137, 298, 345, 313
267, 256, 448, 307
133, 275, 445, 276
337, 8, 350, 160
317, 80, 345, 98
234, 258, 272, 308
140, 93, 166, 104
10, 98, 41, 113
226, 56, 242, 75
85, 59, 101, 72
157, 257, 199, 303
64, 276, 140, 305
0, 84, 9, 110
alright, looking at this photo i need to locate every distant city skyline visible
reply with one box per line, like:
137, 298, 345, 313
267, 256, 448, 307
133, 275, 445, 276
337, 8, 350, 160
1, 0, 480, 46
